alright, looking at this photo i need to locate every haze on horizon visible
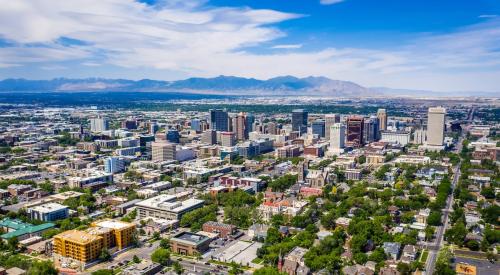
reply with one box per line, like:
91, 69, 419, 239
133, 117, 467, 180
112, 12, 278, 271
0, 0, 499, 93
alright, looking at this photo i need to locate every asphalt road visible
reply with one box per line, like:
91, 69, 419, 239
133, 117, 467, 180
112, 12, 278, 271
425, 160, 461, 274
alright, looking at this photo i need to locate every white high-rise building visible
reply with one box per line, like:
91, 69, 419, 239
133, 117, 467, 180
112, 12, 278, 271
90, 117, 109, 132
324, 114, 339, 140
329, 123, 345, 153
426, 107, 446, 146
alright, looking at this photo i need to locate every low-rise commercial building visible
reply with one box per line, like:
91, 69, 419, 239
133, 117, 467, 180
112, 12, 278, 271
170, 232, 211, 255
135, 194, 204, 220
27, 203, 69, 222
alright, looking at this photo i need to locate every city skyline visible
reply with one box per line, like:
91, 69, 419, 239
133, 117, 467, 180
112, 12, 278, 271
1, 0, 500, 92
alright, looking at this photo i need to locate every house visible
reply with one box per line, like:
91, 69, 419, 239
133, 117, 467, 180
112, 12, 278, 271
400, 245, 417, 263
383, 242, 401, 260
335, 217, 351, 229
379, 267, 400, 275
281, 247, 310, 275
248, 224, 269, 241
342, 263, 375, 275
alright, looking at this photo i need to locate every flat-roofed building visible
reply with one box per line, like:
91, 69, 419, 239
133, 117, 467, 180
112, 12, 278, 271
170, 232, 211, 255
135, 194, 204, 220
54, 230, 103, 263
27, 203, 68, 222
53, 220, 136, 265
92, 220, 136, 250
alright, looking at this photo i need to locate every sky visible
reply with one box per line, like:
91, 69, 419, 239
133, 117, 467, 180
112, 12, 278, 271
0, 0, 499, 92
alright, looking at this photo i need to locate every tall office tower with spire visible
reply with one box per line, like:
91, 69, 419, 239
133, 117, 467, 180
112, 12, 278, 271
292, 109, 308, 135
209, 109, 229, 132
426, 107, 446, 146
329, 123, 345, 153
377, 109, 387, 131
324, 114, 340, 139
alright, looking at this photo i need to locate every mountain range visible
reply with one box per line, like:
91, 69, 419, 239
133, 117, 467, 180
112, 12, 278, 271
0, 76, 497, 98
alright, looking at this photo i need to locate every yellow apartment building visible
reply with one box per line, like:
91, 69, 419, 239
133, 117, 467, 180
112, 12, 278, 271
53, 220, 136, 265
54, 230, 103, 263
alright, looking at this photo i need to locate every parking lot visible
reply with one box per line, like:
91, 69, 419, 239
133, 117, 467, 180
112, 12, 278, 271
454, 257, 499, 275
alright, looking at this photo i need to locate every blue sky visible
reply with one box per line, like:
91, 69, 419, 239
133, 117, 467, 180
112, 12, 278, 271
0, 0, 499, 92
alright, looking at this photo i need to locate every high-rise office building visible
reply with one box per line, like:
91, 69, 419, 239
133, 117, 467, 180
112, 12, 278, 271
167, 128, 180, 143
266, 122, 277, 135
363, 117, 379, 143
104, 157, 125, 174
220, 132, 236, 147
377, 109, 387, 131
201, 130, 217, 145
191, 119, 202, 132
329, 123, 345, 152
311, 120, 326, 138
149, 123, 159, 134
324, 114, 340, 139
151, 141, 176, 162
245, 113, 255, 137
235, 113, 247, 141
90, 117, 109, 132
292, 109, 308, 135
209, 109, 229, 131
346, 116, 364, 148
426, 107, 446, 146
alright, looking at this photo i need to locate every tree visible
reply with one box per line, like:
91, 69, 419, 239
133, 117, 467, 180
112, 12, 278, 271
253, 266, 285, 275
480, 187, 495, 199
445, 222, 467, 246
99, 248, 112, 262
27, 261, 58, 275
153, 231, 161, 240
435, 246, 455, 275
229, 262, 243, 275
160, 238, 170, 249
425, 226, 435, 241
397, 262, 411, 275
8, 237, 18, 251
427, 212, 442, 226
151, 248, 170, 266
172, 261, 184, 275
465, 240, 480, 251
133, 255, 141, 263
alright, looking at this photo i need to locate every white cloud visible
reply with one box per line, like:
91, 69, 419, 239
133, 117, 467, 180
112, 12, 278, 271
479, 14, 498, 18
0, 0, 499, 92
82, 62, 101, 67
319, 0, 344, 5
271, 44, 303, 49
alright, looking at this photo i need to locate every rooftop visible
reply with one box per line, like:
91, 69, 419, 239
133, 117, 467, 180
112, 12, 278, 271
55, 229, 102, 244
94, 220, 135, 230
28, 202, 68, 213
0, 218, 55, 239
171, 231, 210, 245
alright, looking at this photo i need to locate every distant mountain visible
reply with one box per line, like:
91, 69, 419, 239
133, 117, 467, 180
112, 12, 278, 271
0, 76, 496, 98
0, 75, 371, 97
